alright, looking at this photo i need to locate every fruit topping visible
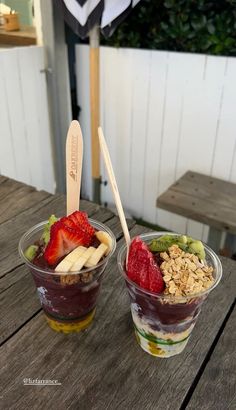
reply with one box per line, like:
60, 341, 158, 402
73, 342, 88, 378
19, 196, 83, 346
85, 243, 108, 268
55, 246, 87, 272
24, 245, 39, 261
44, 218, 93, 266
127, 237, 165, 293
26, 207, 114, 275
149, 234, 205, 260
70, 246, 96, 272
95, 231, 113, 255
68, 211, 95, 238
41, 215, 58, 245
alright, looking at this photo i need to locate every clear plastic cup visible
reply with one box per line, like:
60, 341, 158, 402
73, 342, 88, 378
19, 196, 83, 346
118, 232, 222, 358
19, 219, 116, 334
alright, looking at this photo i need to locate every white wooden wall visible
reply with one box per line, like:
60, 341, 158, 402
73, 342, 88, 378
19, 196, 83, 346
0, 46, 55, 193
76, 45, 236, 241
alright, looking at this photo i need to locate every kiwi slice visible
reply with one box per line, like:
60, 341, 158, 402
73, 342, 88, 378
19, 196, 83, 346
188, 240, 205, 260
149, 234, 205, 259
41, 214, 58, 245
24, 245, 38, 261
149, 234, 186, 252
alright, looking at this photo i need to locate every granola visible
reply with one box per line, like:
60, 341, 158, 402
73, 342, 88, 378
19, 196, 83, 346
160, 245, 214, 297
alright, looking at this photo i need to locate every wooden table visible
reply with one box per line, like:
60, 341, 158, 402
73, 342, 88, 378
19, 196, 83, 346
0, 176, 235, 410
0, 25, 36, 46
157, 171, 236, 252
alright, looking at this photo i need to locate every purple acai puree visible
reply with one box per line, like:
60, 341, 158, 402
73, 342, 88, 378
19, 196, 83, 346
126, 281, 206, 333
30, 255, 103, 321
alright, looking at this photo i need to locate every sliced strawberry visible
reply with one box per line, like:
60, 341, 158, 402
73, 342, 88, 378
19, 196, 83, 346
68, 211, 95, 237
148, 258, 165, 293
44, 222, 65, 266
137, 248, 150, 290
60, 216, 77, 230
127, 237, 144, 283
44, 221, 91, 266
127, 236, 164, 293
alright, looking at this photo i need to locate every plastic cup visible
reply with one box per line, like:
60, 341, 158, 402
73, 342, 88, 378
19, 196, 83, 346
118, 232, 222, 358
19, 219, 116, 334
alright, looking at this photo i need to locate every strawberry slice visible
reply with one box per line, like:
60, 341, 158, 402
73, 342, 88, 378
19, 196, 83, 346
148, 258, 164, 293
127, 236, 164, 293
127, 237, 144, 282
44, 221, 92, 266
68, 211, 95, 237
60, 216, 77, 230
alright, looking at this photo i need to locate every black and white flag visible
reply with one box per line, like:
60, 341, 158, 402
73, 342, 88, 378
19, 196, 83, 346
58, 0, 141, 38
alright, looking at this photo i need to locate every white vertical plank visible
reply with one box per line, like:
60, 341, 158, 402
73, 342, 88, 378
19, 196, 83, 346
75, 45, 92, 200
100, 47, 120, 208
221, 58, 236, 183
127, 48, 151, 218
1, 48, 31, 184
17, 46, 55, 193
212, 58, 236, 181
186, 220, 204, 241
103, 47, 134, 215
30, 47, 55, 193
0, 51, 17, 179
142, 51, 168, 223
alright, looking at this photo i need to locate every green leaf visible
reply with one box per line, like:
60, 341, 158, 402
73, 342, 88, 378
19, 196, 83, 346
207, 22, 215, 34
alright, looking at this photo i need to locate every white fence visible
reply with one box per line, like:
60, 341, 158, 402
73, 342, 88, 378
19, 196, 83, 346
0, 46, 55, 193
76, 45, 236, 241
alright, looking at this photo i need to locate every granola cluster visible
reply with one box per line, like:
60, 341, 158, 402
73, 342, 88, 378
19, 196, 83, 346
60, 271, 93, 285
160, 245, 214, 297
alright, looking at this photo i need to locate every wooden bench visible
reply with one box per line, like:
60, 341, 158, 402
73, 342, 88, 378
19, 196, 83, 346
156, 171, 236, 252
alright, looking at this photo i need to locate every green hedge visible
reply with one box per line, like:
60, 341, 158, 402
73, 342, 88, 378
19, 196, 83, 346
102, 0, 236, 56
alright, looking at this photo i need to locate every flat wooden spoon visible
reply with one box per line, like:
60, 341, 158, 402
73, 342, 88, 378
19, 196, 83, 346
66, 120, 83, 215
98, 126, 131, 265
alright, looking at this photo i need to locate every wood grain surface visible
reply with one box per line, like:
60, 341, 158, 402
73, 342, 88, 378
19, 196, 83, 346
0, 177, 235, 410
157, 171, 236, 233
187, 306, 236, 410
0, 176, 51, 224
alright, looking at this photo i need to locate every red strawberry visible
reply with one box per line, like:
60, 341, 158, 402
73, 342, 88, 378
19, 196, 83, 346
127, 237, 144, 282
44, 221, 91, 266
60, 216, 77, 230
127, 236, 164, 293
68, 211, 95, 237
148, 258, 164, 293
44, 222, 64, 265
60, 218, 91, 244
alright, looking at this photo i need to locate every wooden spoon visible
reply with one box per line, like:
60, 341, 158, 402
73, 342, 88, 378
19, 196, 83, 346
98, 126, 130, 264
66, 121, 83, 215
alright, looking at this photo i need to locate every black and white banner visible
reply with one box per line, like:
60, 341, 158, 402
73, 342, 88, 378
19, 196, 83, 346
58, 0, 141, 38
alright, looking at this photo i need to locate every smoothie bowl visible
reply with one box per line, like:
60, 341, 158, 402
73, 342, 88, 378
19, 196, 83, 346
19, 212, 116, 334
118, 232, 222, 358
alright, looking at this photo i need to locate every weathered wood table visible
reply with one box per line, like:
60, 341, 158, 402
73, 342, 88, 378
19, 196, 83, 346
157, 171, 236, 252
1, 176, 235, 410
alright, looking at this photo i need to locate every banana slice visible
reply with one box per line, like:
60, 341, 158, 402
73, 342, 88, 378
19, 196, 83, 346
84, 243, 108, 268
55, 246, 87, 272
95, 231, 112, 255
70, 247, 96, 272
